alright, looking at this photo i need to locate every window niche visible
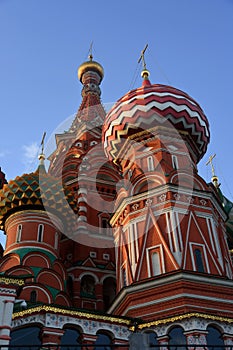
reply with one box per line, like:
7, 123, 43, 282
80, 275, 96, 298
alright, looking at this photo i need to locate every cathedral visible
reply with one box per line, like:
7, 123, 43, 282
0, 51, 233, 349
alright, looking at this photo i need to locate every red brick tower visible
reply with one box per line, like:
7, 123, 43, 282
48, 55, 119, 310
0, 157, 76, 306
103, 66, 233, 323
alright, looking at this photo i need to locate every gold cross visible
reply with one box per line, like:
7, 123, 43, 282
138, 44, 148, 70
206, 153, 216, 177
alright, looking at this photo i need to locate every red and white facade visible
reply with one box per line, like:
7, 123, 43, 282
0, 58, 233, 347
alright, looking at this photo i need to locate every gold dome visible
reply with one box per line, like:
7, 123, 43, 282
78, 59, 104, 83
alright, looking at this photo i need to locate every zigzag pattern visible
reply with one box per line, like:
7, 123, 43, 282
103, 83, 210, 162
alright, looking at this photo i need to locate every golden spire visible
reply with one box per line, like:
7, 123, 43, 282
138, 44, 150, 79
38, 131, 46, 164
206, 153, 219, 188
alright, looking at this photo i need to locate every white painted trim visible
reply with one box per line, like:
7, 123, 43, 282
121, 292, 233, 316
108, 271, 233, 313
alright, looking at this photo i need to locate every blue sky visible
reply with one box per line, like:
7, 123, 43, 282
0, 0, 233, 243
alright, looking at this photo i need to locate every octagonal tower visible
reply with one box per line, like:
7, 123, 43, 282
103, 68, 233, 321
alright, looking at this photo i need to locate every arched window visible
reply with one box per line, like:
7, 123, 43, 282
99, 215, 111, 235
103, 277, 116, 311
61, 327, 81, 349
194, 248, 205, 272
147, 156, 154, 171
80, 275, 95, 298
168, 326, 186, 350
144, 331, 158, 347
16, 224, 22, 243
37, 224, 44, 242
94, 332, 112, 350
10, 326, 41, 348
207, 325, 224, 349
30, 290, 37, 303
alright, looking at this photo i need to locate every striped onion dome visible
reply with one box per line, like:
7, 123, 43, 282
0, 164, 77, 231
103, 79, 210, 163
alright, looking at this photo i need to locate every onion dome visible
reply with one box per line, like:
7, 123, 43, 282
66, 55, 106, 134
103, 78, 210, 163
78, 55, 104, 84
0, 166, 77, 231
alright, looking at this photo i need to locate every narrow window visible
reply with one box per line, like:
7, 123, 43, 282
194, 248, 205, 272
122, 268, 127, 287
147, 156, 154, 171
16, 224, 22, 243
102, 218, 109, 229
30, 290, 37, 303
152, 252, 161, 276
54, 232, 58, 250
101, 217, 110, 235
37, 224, 44, 242
172, 155, 178, 169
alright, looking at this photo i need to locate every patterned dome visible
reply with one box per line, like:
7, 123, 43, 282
0, 165, 77, 230
103, 79, 210, 163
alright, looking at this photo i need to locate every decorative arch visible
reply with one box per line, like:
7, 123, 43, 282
170, 172, 206, 191
0, 253, 20, 272
9, 326, 42, 347
55, 292, 71, 307
131, 174, 164, 195
142, 330, 158, 347
61, 325, 82, 348
53, 260, 67, 280
168, 325, 186, 348
6, 265, 34, 280
79, 272, 99, 283
37, 269, 64, 291
95, 329, 114, 348
22, 252, 50, 269
206, 324, 224, 348
20, 284, 52, 304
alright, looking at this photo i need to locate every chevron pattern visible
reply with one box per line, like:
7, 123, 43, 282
103, 83, 210, 162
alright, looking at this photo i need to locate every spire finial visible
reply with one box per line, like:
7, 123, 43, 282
88, 41, 93, 61
138, 44, 150, 80
38, 131, 46, 164
206, 153, 219, 188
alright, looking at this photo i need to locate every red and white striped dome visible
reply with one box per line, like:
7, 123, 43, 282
103, 79, 210, 163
